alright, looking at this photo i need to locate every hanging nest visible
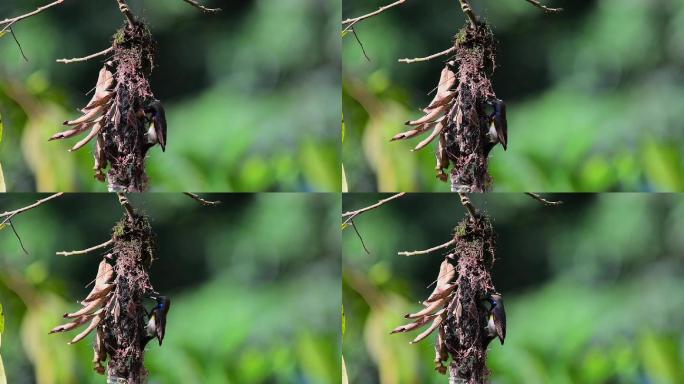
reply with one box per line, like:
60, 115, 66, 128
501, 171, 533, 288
51, 211, 156, 382
392, 23, 499, 192
392, 215, 498, 383
50, 21, 157, 192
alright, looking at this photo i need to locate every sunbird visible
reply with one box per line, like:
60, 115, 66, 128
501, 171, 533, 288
483, 293, 506, 347
484, 99, 508, 156
143, 294, 170, 347
145, 99, 167, 152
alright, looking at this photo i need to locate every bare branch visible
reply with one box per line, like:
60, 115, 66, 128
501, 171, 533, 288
1, 193, 64, 224
116, 193, 135, 220
181, 0, 221, 13
525, 192, 563, 206
342, 193, 406, 227
0, 0, 65, 34
458, 0, 478, 26
57, 239, 114, 257
342, 0, 407, 34
398, 239, 456, 257
524, 0, 563, 13
399, 47, 455, 64
184, 192, 221, 206
115, 0, 136, 26
56, 47, 113, 64
458, 193, 477, 220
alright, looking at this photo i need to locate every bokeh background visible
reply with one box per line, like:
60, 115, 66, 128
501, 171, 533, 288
0, 193, 340, 383
342, 0, 684, 192
0, 0, 340, 192
343, 193, 684, 383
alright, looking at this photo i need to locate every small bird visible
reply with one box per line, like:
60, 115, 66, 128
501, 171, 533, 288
143, 295, 170, 348
483, 293, 506, 347
484, 99, 508, 156
144, 100, 167, 152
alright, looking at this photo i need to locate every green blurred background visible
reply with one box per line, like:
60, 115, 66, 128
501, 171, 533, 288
343, 193, 684, 383
0, 0, 340, 192
342, 0, 684, 192
0, 193, 340, 383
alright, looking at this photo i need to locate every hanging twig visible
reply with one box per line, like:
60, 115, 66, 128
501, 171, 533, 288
526, 192, 563, 206
56, 47, 113, 64
342, 193, 406, 227
9, 28, 28, 62
183, 192, 221, 206
350, 220, 370, 254
181, 0, 221, 13
398, 239, 456, 257
398, 47, 455, 64
56, 239, 114, 257
8, 220, 29, 255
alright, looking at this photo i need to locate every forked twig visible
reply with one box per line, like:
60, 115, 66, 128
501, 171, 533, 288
342, 193, 406, 227
342, 0, 407, 34
0, 0, 65, 34
1, 193, 64, 225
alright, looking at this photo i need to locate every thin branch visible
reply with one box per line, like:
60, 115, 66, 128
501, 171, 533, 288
526, 192, 563, 206
1, 193, 64, 224
524, 0, 563, 13
458, 193, 477, 220
116, 193, 135, 220
342, 193, 406, 227
181, 0, 221, 13
398, 239, 456, 257
56, 47, 113, 64
342, 0, 407, 34
184, 192, 221, 206
0, 0, 65, 34
398, 47, 455, 64
56, 239, 114, 257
